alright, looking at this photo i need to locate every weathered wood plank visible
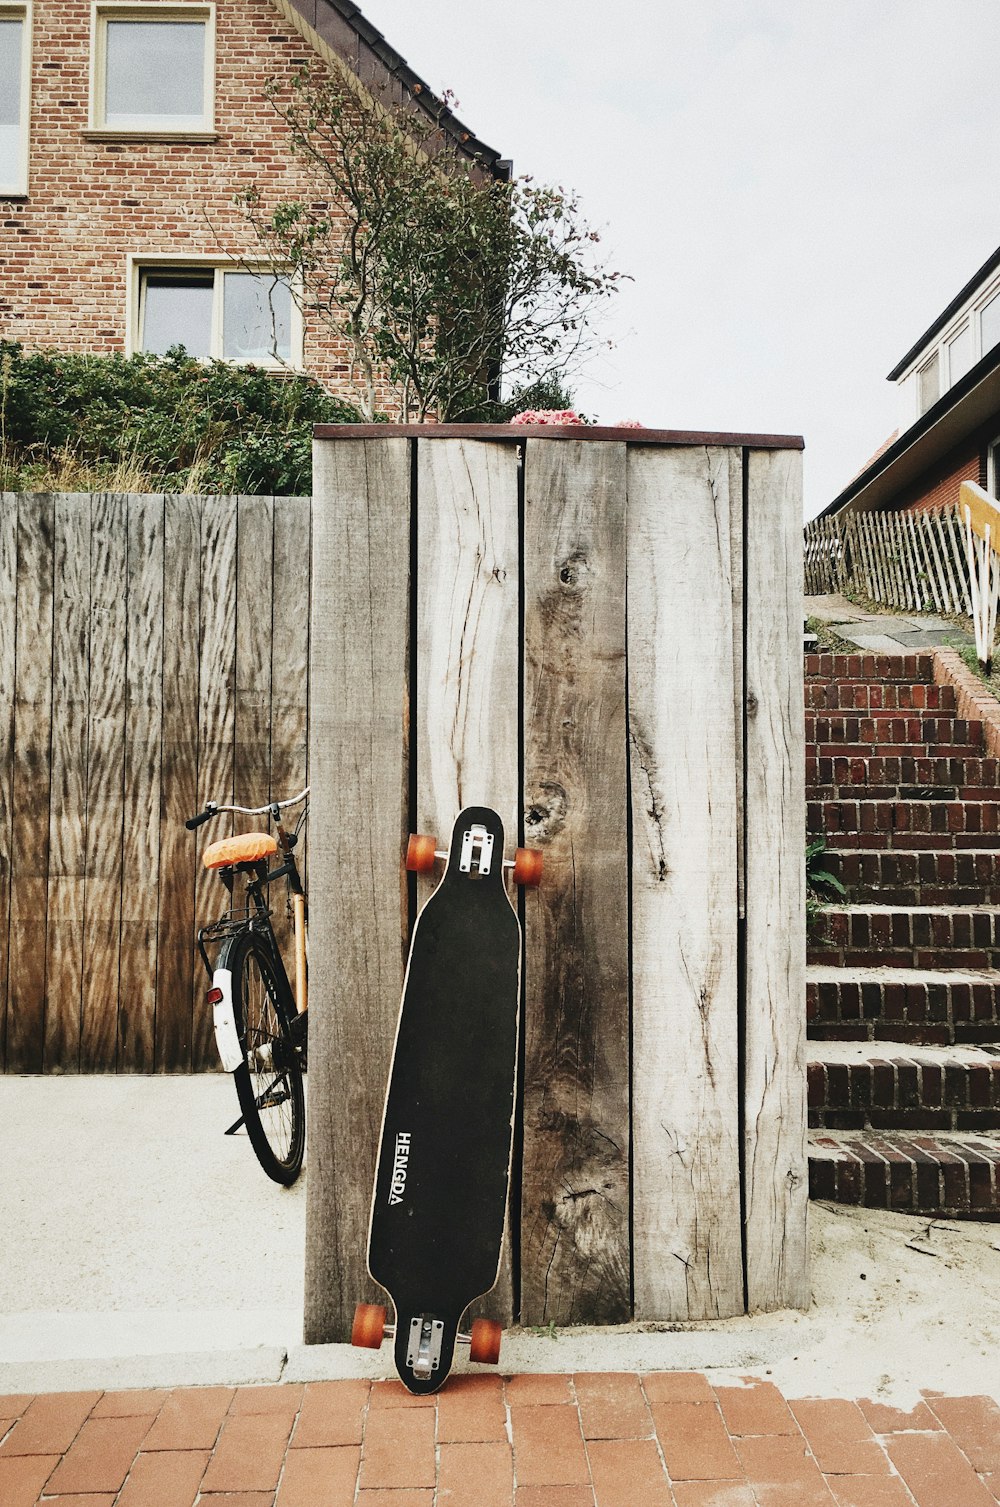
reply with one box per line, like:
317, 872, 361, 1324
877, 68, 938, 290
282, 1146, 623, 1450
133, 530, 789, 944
416, 436, 520, 1324
155, 494, 201, 1072
6, 493, 55, 1072
743, 447, 808, 1312
118, 495, 164, 1071
0, 494, 18, 1068
43, 494, 91, 1071
627, 446, 744, 1321
305, 438, 411, 1343
269, 494, 311, 978
520, 438, 630, 1327
81, 493, 128, 1072
191, 495, 238, 1070
235, 494, 274, 809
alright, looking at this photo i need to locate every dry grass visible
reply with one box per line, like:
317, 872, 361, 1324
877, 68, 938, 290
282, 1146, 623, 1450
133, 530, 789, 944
0, 443, 212, 495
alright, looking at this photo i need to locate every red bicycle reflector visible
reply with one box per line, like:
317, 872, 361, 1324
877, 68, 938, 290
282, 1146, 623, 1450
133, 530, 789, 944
206, 986, 224, 1005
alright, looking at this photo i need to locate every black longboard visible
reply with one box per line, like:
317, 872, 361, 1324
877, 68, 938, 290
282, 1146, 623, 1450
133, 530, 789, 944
357, 806, 530, 1394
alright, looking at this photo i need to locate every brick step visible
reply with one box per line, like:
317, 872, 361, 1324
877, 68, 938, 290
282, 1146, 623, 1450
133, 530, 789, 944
807, 964, 1000, 1045
808, 1040, 1000, 1131
806, 682, 956, 713
804, 652, 936, 684
808, 905, 1000, 970
808, 1129, 1000, 1216
806, 714, 983, 749
807, 753, 998, 789
810, 800, 1000, 849
816, 849, 1000, 905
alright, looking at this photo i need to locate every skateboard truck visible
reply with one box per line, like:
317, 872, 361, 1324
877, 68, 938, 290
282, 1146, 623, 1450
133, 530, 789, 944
407, 1316, 445, 1379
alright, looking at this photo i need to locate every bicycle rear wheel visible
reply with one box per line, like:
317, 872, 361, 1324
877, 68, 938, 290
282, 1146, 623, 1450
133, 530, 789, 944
223, 928, 305, 1185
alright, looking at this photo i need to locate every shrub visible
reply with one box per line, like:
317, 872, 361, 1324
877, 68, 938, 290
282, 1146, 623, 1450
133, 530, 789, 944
0, 342, 366, 494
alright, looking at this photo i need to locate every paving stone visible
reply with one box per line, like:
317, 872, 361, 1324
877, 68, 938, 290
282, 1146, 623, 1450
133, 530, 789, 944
289, 1380, 369, 1448
356, 1493, 433, 1507
734, 1432, 839, 1505
369, 1378, 435, 1409
91, 1388, 169, 1418
199, 1411, 293, 1494
115, 1447, 210, 1507
923, 1394, 1000, 1473
509, 1402, 590, 1487
504, 1373, 575, 1406
586, 1436, 672, 1505
0, 1390, 99, 1455
436, 1375, 507, 1443
437, 1440, 514, 1506
358, 1405, 436, 1491
651, 1401, 743, 1481
514, 1489, 595, 1507
885, 1430, 997, 1506
141, 1386, 234, 1452
44, 1412, 154, 1494
671, 1483, 757, 1507
0, 1452, 59, 1507
828, 1474, 927, 1505
274, 1444, 359, 1507
642, 1372, 716, 1404
712, 1380, 800, 1436
790, 1398, 893, 1475
228, 1384, 304, 1419
574, 1372, 653, 1440
858, 1398, 942, 1433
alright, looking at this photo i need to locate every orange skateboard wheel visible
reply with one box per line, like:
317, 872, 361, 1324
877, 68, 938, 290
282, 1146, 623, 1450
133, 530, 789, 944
351, 1302, 387, 1349
405, 833, 438, 873
468, 1317, 502, 1364
512, 847, 543, 886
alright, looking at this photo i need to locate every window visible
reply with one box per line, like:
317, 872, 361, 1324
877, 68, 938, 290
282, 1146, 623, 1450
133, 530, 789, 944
989, 436, 1000, 502
91, 4, 214, 134
134, 264, 299, 366
0, 4, 30, 196
917, 351, 940, 415
947, 323, 973, 386
981, 290, 1000, 360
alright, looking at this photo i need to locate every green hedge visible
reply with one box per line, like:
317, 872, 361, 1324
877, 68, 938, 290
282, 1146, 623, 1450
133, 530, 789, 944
0, 343, 367, 495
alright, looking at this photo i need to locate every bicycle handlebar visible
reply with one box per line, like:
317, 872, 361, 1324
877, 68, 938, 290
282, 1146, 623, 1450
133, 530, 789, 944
185, 787, 310, 829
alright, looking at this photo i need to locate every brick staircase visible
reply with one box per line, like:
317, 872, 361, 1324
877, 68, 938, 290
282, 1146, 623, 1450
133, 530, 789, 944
805, 652, 1000, 1217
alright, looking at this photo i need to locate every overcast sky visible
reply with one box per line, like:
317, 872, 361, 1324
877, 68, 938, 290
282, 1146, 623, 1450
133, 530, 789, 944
360, 0, 1000, 518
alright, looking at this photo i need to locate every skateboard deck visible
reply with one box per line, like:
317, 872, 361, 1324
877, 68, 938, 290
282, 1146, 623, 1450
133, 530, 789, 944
363, 806, 524, 1393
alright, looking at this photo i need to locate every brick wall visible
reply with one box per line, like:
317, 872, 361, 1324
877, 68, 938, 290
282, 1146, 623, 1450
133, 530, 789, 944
0, 0, 395, 409
901, 415, 1000, 514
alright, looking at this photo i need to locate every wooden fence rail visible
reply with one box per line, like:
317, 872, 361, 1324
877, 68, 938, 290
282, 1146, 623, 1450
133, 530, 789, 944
0, 490, 310, 1074
804, 504, 974, 614
305, 427, 807, 1333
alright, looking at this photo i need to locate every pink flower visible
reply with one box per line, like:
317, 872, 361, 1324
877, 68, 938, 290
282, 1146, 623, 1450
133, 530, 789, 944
509, 408, 586, 426
616, 419, 644, 428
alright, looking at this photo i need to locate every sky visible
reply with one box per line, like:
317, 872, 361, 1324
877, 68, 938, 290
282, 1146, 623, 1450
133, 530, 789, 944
358, 0, 1000, 519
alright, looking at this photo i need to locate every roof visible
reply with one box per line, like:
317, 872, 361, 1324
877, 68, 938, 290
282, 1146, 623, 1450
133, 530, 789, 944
273, 0, 511, 179
887, 243, 1000, 381
818, 340, 1000, 520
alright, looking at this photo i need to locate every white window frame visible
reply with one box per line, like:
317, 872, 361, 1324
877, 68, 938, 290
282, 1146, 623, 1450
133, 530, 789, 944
988, 435, 1000, 502
89, 2, 215, 136
0, 2, 32, 197
127, 256, 304, 370
976, 285, 1000, 364
945, 319, 972, 387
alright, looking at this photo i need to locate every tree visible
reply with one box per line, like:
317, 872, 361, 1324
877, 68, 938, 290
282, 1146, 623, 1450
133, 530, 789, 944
237, 68, 624, 422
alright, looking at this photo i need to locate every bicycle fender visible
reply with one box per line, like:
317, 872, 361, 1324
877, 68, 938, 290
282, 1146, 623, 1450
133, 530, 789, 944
211, 968, 244, 1072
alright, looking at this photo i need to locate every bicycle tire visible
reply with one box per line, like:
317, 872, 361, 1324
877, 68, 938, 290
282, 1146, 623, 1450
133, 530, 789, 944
222, 927, 305, 1185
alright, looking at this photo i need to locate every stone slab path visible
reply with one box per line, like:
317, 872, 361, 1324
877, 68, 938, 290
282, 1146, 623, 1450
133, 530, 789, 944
2, 1374, 998, 1507
805, 594, 973, 655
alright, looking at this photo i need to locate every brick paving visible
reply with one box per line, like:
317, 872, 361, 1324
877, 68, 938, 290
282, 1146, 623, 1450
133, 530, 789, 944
1, 1376, 997, 1505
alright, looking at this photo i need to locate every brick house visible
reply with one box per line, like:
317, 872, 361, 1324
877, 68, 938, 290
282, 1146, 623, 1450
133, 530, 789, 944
821, 243, 1000, 520
0, 0, 508, 406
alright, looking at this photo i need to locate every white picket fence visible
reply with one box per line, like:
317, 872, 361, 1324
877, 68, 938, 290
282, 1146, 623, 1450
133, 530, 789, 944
804, 504, 974, 614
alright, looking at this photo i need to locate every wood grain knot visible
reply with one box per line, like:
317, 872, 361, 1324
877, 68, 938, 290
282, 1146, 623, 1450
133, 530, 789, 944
524, 781, 567, 841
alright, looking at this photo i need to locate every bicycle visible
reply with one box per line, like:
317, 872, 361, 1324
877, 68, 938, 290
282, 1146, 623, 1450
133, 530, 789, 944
186, 787, 309, 1185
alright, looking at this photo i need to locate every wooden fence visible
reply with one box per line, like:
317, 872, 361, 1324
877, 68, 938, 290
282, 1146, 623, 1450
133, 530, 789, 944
0, 490, 310, 1074
804, 503, 976, 613
305, 426, 807, 1333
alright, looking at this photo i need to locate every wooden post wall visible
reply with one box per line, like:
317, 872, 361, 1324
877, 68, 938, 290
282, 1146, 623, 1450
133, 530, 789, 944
307, 424, 806, 1334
